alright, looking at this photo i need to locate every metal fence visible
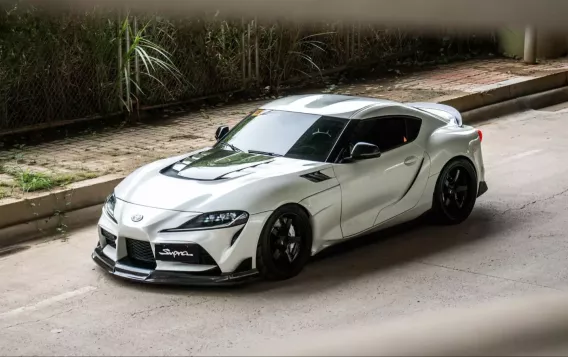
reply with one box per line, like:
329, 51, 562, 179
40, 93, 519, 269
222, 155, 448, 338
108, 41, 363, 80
0, 4, 497, 134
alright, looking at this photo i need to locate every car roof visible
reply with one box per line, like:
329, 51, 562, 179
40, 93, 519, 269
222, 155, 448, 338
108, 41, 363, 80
259, 94, 399, 119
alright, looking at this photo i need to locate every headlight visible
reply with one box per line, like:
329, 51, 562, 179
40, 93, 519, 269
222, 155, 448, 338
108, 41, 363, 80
104, 193, 117, 223
167, 211, 249, 232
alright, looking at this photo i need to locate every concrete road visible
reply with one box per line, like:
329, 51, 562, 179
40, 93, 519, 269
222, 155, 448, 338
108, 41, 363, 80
2, 106, 568, 356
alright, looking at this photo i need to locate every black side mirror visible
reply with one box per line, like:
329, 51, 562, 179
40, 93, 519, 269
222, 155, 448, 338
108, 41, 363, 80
349, 142, 381, 162
215, 126, 230, 141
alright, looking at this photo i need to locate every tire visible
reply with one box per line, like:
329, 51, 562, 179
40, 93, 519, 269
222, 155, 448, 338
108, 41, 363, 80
432, 158, 478, 225
256, 204, 313, 281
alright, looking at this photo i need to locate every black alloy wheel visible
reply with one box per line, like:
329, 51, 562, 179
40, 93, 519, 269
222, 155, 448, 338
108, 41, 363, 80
432, 158, 478, 225
256, 205, 312, 281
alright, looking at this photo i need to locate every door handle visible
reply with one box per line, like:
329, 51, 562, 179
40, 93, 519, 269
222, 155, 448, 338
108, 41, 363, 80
404, 156, 418, 166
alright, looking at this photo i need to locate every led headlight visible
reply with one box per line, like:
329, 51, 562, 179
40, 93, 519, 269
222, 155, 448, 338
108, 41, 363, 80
168, 211, 249, 231
104, 192, 117, 223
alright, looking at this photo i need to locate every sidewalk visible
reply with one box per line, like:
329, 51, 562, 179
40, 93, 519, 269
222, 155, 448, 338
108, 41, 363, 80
1, 57, 568, 203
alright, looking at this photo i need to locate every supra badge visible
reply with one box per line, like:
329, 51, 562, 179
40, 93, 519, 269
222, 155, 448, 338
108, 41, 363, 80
131, 214, 144, 222
158, 249, 194, 258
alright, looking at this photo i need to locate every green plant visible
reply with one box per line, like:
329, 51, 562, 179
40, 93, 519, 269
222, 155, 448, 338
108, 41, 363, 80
0, 4, 498, 133
278, 30, 335, 86
14, 171, 54, 192
0, 4, 119, 131
116, 14, 183, 113
6, 168, 99, 193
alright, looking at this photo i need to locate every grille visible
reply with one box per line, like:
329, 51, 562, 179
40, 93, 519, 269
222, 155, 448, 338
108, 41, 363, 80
125, 238, 155, 264
101, 228, 117, 248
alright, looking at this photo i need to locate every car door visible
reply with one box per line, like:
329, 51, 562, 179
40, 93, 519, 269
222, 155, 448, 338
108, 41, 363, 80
332, 116, 425, 238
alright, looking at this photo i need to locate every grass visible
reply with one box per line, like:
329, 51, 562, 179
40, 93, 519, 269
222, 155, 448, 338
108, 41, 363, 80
14, 171, 54, 192
8, 170, 100, 193
52, 172, 100, 186
0, 188, 7, 199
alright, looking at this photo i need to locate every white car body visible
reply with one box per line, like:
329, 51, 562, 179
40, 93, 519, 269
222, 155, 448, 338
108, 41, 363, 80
93, 94, 487, 284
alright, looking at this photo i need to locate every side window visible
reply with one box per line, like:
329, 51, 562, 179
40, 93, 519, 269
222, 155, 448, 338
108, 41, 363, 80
337, 116, 423, 162
374, 117, 407, 152
335, 119, 380, 162
405, 117, 422, 143
349, 119, 381, 147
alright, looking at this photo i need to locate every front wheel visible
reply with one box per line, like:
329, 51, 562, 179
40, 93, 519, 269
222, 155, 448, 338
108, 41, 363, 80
432, 158, 478, 225
256, 205, 313, 281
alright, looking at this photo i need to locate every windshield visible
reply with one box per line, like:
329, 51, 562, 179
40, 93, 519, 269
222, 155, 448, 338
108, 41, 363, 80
215, 109, 348, 162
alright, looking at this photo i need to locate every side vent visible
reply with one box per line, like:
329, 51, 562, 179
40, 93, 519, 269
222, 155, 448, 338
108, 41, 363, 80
301, 171, 332, 183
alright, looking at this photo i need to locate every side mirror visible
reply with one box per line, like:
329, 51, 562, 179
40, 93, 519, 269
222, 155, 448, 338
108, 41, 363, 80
215, 125, 230, 141
349, 142, 381, 161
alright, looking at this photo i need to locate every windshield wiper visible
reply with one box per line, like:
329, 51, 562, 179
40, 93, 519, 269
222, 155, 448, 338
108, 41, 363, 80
248, 150, 283, 157
220, 142, 244, 153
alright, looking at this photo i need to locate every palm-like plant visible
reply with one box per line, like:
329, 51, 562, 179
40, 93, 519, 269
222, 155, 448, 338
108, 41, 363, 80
116, 14, 183, 113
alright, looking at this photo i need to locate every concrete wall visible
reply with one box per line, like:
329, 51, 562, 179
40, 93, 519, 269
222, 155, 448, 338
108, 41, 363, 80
498, 27, 568, 59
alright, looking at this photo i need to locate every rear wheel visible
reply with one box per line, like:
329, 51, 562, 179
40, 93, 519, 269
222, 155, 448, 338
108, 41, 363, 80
432, 158, 478, 225
256, 205, 312, 281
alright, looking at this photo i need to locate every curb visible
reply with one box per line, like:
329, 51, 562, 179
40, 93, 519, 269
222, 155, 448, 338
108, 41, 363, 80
461, 86, 568, 124
439, 71, 568, 113
0, 175, 124, 248
1, 69, 568, 248
0, 204, 103, 248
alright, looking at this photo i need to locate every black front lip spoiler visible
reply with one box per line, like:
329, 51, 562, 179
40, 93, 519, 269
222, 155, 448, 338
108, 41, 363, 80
478, 181, 488, 197
92, 247, 259, 286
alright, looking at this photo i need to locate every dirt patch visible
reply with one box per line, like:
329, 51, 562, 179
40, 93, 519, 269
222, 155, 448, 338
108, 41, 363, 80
0, 173, 15, 186
481, 60, 568, 77
333, 85, 453, 102
169, 134, 203, 141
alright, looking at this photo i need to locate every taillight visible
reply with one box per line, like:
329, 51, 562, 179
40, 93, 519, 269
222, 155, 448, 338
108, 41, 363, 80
477, 129, 483, 142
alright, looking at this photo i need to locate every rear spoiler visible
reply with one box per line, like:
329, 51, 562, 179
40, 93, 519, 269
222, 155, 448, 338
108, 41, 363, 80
406, 102, 463, 127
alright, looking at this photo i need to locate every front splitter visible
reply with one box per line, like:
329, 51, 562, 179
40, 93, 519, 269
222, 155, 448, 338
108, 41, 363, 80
92, 247, 259, 286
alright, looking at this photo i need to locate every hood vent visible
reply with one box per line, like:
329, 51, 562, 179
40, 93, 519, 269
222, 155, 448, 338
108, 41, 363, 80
160, 148, 275, 181
301, 171, 332, 183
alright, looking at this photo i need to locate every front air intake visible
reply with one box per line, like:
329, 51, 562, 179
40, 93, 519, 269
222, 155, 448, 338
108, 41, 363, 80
125, 238, 156, 268
101, 228, 117, 248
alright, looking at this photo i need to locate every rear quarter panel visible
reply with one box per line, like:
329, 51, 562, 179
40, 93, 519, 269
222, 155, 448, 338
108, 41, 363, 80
404, 104, 484, 185
425, 124, 484, 185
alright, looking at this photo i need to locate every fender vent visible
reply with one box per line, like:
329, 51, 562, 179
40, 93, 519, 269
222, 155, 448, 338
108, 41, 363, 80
301, 171, 332, 183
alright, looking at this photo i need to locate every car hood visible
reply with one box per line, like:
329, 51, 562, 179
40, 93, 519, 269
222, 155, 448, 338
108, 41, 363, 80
114, 147, 330, 213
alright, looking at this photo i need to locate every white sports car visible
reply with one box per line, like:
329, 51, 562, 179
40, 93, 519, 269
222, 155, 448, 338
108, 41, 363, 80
92, 94, 487, 285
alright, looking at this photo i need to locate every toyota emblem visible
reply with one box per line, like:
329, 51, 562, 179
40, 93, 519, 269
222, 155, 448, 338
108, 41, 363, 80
131, 214, 144, 222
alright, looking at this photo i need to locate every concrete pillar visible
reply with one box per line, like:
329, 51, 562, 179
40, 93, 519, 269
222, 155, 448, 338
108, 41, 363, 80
524, 26, 537, 64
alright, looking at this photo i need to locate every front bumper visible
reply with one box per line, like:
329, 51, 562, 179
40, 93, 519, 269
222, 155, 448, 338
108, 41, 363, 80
94, 199, 273, 285
92, 246, 258, 286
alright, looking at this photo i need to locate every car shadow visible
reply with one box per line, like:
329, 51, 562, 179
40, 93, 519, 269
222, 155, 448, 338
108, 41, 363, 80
114, 205, 510, 296
243, 205, 509, 294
